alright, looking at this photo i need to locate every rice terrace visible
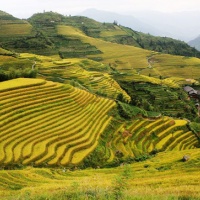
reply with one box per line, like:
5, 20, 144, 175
0, 7, 200, 200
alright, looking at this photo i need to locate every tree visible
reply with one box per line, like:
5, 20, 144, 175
113, 20, 118, 26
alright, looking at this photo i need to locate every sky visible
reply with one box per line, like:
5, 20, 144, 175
1, 0, 200, 18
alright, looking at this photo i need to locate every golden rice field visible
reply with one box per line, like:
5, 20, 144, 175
105, 116, 199, 162
39, 64, 131, 102
0, 78, 115, 167
0, 48, 13, 55
0, 148, 199, 199
0, 16, 200, 200
0, 23, 32, 36
0, 55, 16, 62
19, 52, 131, 101
100, 26, 127, 37
151, 53, 200, 79
0, 77, 198, 169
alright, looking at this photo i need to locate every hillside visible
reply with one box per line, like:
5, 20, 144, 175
0, 11, 199, 58
0, 78, 198, 169
0, 149, 200, 199
0, 10, 200, 199
0, 11, 32, 37
80, 9, 200, 42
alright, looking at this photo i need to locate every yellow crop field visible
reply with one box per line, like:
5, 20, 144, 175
100, 29, 127, 37
106, 116, 199, 162
0, 148, 199, 199
0, 78, 196, 172
56, 25, 200, 82
0, 78, 45, 91
39, 61, 131, 102
152, 53, 200, 79
0, 23, 32, 36
0, 13, 200, 200
57, 25, 150, 71
0, 55, 16, 62
0, 48, 13, 55
0, 78, 115, 167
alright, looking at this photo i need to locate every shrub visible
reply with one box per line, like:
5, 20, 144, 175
113, 164, 132, 200
117, 101, 147, 119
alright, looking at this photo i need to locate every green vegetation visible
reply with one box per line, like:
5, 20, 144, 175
1, 11, 199, 58
99, 25, 200, 58
116, 79, 197, 120
117, 101, 147, 119
0, 54, 37, 81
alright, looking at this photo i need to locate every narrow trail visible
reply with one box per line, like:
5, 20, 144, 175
32, 61, 36, 70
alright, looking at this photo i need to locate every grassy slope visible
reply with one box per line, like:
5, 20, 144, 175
56, 25, 200, 80
0, 149, 199, 199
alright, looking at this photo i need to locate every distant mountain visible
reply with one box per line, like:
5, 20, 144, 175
79, 9, 167, 37
188, 35, 200, 51
123, 10, 200, 42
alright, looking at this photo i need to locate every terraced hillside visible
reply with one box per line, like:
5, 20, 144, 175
25, 11, 200, 58
0, 10, 200, 200
115, 79, 198, 120
55, 24, 200, 80
38, 60, 131, 102
0, 78, 198, 168
85, 115, 199, 167
0, 78, 115, 167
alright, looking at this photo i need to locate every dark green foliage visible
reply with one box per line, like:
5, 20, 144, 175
81, 145, 109, 168
0, 67, 37, 82
189, 122, 200, 139
28, 11, 66, 25
156, 165, 171, 171
117, 101, 147, 119
116, 93, 124, 102
134, 154, 152, 162
116, 80, 197, 121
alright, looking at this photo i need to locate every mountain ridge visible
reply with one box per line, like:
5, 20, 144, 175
188, 35, 200, 51
0, 10, 199, 58
80, 9, 200, 42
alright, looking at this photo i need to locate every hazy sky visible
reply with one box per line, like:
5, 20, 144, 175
1, 0, 200, 18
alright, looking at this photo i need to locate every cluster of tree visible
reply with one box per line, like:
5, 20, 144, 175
116, 79, 197, 121
117, 101, 147, 119
3, 31, 53, 51
114, 33, 200, 58
28, 11, 66, 25
136, 37, 199, 57
0, 68, 37, 82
